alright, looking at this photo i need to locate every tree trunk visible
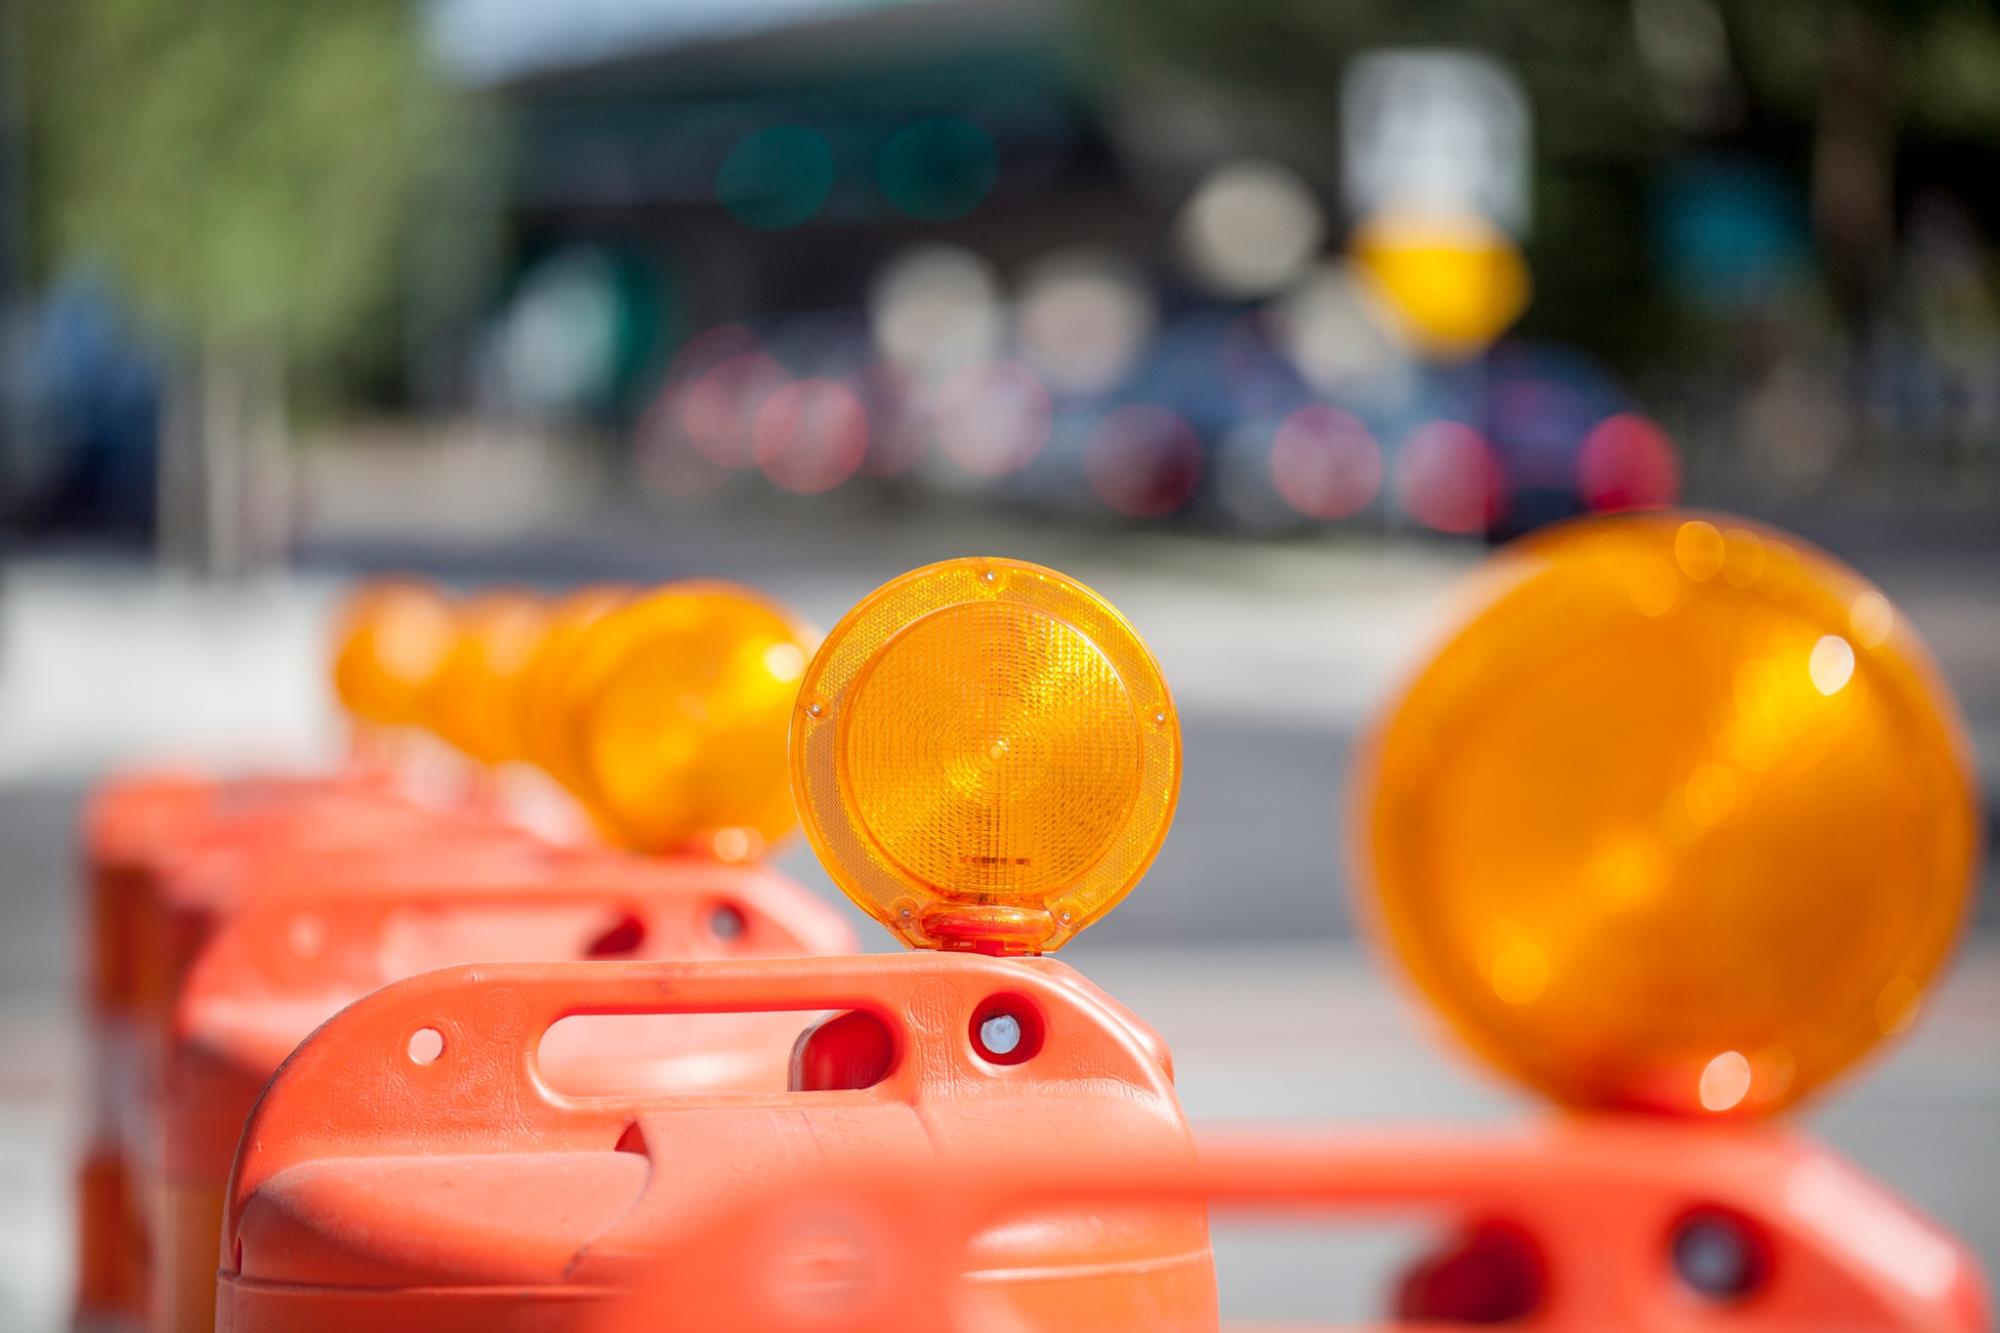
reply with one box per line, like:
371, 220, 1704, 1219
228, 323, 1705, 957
1813, 4, 1896, 335
156, 342, 288, 578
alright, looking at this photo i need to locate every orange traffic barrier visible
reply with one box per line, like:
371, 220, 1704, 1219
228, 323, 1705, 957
213, 556, 1209, 1332
151, 851, 852, 1333
590, 1121, 1991, 1332
77, 769, 466, 1328
114, 786, 535, 1329
75, 770, 215, 1324
113, 573, 847, 1331
75, 576, 457, 1328
213, 954, 1210, 1332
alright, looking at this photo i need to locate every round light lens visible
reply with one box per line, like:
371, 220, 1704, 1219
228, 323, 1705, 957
1359, 512, 1978, 1115
793, 558, 1180, 953
518, 584, 631, 792
569, 583, 814, 857
330, 579, 457, 728
425, 589, 548, 765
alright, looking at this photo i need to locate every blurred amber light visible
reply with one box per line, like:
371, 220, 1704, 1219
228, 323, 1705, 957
518, 584, 631, 790
572, 583, 815, 857
792, 558, 1179, 953
1360, 512, 1979, 1116
330, 579, 457, 728
426, 589, 548, 765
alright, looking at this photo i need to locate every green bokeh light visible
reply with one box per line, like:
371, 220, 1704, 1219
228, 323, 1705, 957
717, 125, 835, 231
877, 116, 998, 222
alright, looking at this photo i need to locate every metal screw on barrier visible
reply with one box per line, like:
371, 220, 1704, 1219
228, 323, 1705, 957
1671, 1212, 1760, 1300
977, 1011, 1023, 1058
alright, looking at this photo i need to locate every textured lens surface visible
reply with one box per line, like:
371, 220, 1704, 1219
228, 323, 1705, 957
843, 602, 1142, 904
1362, 512, 1977, 1115
794, 558, 1178, 953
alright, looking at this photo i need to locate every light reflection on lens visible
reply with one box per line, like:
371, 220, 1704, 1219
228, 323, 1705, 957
1698, 1051, 1752, 1112
1809, 634, 1856, 696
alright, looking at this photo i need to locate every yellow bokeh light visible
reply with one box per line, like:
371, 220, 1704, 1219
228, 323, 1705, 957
565, 583, 815, 856
1359, 511, 1979, 1116
1348, 209, 1529, 359
792, 558, 1179, 954
424, 589, 548, 765
329, 579, 457, 728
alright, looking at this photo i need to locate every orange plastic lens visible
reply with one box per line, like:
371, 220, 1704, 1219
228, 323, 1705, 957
518, 584, 631, 791
570, 583, 814, 857
330, 579, 457, 727
793, 558, 1180, 953
1360, 512, 1979, 1116
426, 589, 548, 764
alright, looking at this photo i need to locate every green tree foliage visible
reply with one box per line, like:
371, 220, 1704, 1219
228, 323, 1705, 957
24, 0, 450, 371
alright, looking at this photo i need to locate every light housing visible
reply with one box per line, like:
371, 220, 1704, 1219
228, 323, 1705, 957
792, 558, 1180, 954
425, 589, 548, 765
1359, 512, 1979, 1115
565, 582, 815, 859
330, 579, 457, 728
519, 584, 631, 793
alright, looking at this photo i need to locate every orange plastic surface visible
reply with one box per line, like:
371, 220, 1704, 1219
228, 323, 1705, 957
215, 954, 1210, 1332
76, 769, 407, 1326
1358, 512, 1980, 1115
151, 853, 852, 1333
593, 1119, 1992, 1332
77, 770, 530, 1329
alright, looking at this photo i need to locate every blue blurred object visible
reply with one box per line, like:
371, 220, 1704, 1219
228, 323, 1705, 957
1476, 339, 1634, 537
1655, 159, 1812, 314
6, 271, 162, 539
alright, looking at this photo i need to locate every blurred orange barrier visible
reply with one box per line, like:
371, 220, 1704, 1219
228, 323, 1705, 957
75, 770, 214, 1324
591, 1120, 1991, 1333
75, 577, 460, 1329
213, 953, 1211, 1332
150, 852, 852, 1333
83, 775, 532, 1330
74, 768, 466, 1328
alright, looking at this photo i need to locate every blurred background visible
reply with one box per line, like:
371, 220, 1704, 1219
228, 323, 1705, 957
2, 0, 1998, 1327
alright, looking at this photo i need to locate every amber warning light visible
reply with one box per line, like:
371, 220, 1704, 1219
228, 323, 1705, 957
792, 557, 1180, 955
1359, 512, 1978, 1118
